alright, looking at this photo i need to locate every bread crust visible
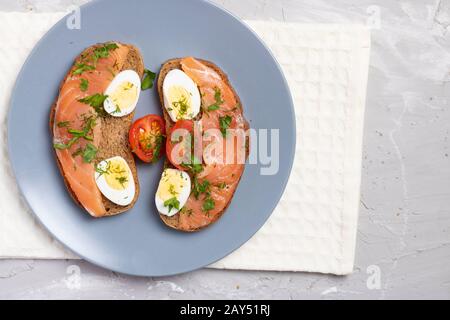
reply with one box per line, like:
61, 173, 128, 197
156, 58, 248, 232
49, 42, 144, 217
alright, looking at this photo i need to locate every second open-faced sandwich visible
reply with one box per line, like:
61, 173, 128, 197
155, 57, 249, 232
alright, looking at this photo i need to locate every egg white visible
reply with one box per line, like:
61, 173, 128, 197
163, 69, 201, 122
155, 168, 191, 217
104, 70, 141, 117
94, 156, 135, 206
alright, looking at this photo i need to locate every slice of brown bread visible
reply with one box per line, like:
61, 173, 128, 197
156, 58, 247, 232
49, 43, 144, 217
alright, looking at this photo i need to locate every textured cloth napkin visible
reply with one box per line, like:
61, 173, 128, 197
0, 12, 370, 275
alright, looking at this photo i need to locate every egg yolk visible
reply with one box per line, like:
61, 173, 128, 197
110, 81, 138, 112
104, 159, 130, 190
157, 170, 187, 201
168, 86, 192, 119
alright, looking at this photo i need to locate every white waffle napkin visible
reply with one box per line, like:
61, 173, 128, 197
0, 12, 370, 275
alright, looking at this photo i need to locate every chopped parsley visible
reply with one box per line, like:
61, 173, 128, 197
53, 137, 79, 150
168, 184, 178, 196
202, 197, 215, 212
164, 197, 180, 213
78, 93, 108, 116
141, 69, 156, 90
73, 43, 118, 76
95, 161, 111, 177
219, 115, 232, 137
123, 82, 134, 91
69, 116, 96, 140
72, 63, 95, 76
181, 155, 203, 175
57, 121, 70, 128
193, 178, 210, 199
151, 135, 164, 163
71, 147, 83, 157
91, 43, 119, 65
217, 182, 227, 190
59, 142, 97, 164
80, 78, 89, 92
112, 105, 121, 114
81, 143, 98, 163
53, 116, 97, 151
138, 132, 164, 163
180, 207, 193, 216
95, 161, 127, 187
68, 128, 93, 141
214, 87, 224, 104
115, 176, 128, 188
207, 104, 220, 111
207, 87, 224, 111
172, 96, 189, 119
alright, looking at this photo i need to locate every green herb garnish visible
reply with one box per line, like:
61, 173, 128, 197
80, 78, 89, 92
172, 96, 189, 117
72, 63, 95, 76
206, 87, 224, 112
214, 87, 224, 104
207, 104, 220, 111
168, 184, 178, 196
68, 116, 96, 141
55, 117, 97, 153
53, 143, 67, 150
81, 116, 96, 139
78, 93, 108, 115
217, 182, 227, 190
151, 135, 164, 163
95, 161, 111, 177
53, 117, 97, 159
202, 197, 215, 212
115, 176, 128, 188
112, 105, 121, 114
73, 43, 119, 76
138, 132, 164, 163
67, 129, 93, 141
81, 143, 98, 163
219, 115, 232, 137
180, 207, 193, 216
71, 147, 83, 157
90, 43, 119, 65
53, 136, 79, 150
193, 178, 210, 199
141, 69, 156, 90
164, 197, 180, 213
57, 121, 70, 128
181, 155, 203, 175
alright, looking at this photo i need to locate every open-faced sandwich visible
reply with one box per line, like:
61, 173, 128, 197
155, 57, 249, 232
50, 42, 144, 217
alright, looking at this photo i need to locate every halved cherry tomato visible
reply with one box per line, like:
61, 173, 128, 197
166, 120, 201, 171
129, 115, 165, 163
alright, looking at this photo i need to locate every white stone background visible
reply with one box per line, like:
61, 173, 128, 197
0, 0, 449, 299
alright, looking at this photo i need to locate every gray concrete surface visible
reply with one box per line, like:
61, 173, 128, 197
0, 0, 449, 300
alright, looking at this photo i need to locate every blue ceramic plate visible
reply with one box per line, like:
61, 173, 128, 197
8, 0, 295, 276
